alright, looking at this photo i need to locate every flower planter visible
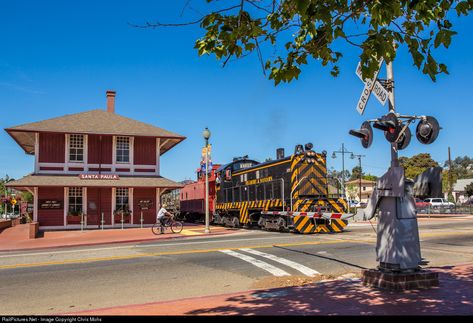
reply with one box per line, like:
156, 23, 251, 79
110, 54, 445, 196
67, 215, 82, 225
114, 215, 130, 224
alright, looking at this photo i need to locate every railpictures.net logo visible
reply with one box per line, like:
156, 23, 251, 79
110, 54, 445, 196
1, 318, 102, 323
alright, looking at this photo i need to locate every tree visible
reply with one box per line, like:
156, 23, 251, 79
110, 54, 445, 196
143, 1, 473, 84
445, 155, 473, 179
0, 175, 15, 214
466, 182, 473, 197
363, 174, 378, 181
350, 165, 363, 181
399, 153, 440, 179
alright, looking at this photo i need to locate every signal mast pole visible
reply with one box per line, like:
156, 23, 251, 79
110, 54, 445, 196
386, 61, 399, 168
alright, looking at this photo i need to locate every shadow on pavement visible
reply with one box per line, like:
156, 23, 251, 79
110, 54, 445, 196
185, 265, 473, 315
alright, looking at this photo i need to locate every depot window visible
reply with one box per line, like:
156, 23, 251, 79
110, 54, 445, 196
69, 134, 84, 162
116, 188, 129, 211
116, 136, 130, 163
68, 187, 83, 215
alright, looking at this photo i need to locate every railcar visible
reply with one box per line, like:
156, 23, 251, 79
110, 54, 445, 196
179, 164, 220, 222
214, 144, 349, 233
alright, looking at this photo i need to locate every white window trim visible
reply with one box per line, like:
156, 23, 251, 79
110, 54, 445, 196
156, 138, 161, 176
34, 133, 39, 174
65, 134, 87, 169
114, 136, 133, 165
111, 188, 116, 227
129, 188, 134, 224
64, 187, 69, 227
33, 187, 38, 222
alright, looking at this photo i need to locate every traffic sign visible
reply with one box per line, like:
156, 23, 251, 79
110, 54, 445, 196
11, 198, 17, 205
356, 59, 384, 115
356, 62, 388, 106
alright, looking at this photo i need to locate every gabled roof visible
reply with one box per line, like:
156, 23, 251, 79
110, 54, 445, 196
453, 178, 473, 192
345, 179, 376, 185
5, 109, 186, 155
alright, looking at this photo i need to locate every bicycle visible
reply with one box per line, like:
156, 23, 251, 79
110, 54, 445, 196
152, 214, 183, 235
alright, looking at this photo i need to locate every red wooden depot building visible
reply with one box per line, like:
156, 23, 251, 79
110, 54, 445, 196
5, 91, 185, 229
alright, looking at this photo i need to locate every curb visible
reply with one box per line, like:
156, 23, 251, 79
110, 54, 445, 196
0, 230, 238, 254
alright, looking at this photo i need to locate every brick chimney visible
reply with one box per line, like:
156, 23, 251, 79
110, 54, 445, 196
106, 90, 116, 113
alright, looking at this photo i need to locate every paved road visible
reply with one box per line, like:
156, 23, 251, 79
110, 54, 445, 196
1, 217, 473, 315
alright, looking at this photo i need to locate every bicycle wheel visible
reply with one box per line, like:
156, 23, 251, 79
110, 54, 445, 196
171, 221, 183, 234
152, 223, 163, 235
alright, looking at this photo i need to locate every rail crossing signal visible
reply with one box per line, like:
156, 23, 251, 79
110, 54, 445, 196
348, 56, 442, 288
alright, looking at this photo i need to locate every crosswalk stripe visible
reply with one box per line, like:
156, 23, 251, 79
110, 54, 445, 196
219, 249, 290, 277
240, 248, 320, 277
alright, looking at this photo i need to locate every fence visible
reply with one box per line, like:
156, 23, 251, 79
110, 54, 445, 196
416, 205, 473, 215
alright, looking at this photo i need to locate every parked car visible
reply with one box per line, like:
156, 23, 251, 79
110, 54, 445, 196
348, 200, 359, 208
423, 198, 455, 209
415, 198, 431, 210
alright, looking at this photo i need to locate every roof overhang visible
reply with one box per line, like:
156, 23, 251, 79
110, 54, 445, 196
5, 174, 184, 189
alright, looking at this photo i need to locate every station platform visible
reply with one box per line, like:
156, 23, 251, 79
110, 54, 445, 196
0, 224, 238, 252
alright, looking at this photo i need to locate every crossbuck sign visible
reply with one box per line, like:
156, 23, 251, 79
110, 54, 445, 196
356, 59, 388, 115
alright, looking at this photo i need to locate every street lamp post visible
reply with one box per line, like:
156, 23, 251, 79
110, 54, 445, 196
331, 143, 353, 199
351, 153, 366, 204
202, 127, 211, 234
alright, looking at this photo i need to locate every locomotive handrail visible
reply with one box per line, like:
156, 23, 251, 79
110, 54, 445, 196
290, 176, 308, 212
279, 178, 285, 211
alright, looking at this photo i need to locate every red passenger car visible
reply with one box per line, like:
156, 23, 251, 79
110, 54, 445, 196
180, 165, 220, 222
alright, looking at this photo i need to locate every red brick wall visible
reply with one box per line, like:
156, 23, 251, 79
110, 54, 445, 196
133, 188, 156, 224
39, 133, 65, 163
38, 187, 64, 226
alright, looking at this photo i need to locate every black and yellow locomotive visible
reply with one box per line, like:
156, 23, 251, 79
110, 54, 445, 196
214, 144, 349, 234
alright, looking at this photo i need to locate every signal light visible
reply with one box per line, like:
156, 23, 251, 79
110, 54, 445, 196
372, 113, 400, 143
416, 116, 440, 145
349, 121, 373, 148
397, 126, 411, 150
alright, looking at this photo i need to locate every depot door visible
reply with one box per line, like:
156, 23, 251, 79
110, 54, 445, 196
87, 188, 112, 226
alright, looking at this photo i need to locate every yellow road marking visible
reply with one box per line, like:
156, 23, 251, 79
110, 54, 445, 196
0, 240, 353, 270
1, 229, 471, 270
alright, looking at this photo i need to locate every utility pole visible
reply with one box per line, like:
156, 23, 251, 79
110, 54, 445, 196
202, 127, 211, 234
332, 143, 353, 199
351, 153, 366, 203
448, 147, 453, 201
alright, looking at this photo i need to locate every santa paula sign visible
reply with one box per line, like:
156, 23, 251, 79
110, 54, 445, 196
79, 174, 120, 180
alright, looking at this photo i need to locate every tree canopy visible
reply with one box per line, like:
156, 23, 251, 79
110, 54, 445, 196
445, 155, 473, 179
144, 0, 473, 85
466, 182, 473, 197
399, 153, 440, 179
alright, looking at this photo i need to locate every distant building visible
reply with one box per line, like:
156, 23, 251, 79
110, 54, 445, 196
345, 179, 376, 203
452, 178, 473, 203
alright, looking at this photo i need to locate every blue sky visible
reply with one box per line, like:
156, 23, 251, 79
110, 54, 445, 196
1, 1, 472, 182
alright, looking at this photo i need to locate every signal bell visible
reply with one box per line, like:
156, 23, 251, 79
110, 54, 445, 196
416, 116, 440, 144
349, 121, 373, 148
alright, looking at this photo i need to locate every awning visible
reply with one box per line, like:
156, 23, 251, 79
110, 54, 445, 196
5, 174, 184, 189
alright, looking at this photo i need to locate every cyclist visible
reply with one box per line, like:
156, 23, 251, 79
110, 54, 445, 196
156, 203, 173, 234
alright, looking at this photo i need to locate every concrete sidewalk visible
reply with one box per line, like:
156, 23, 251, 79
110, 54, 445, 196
0, 224, 239, 252
67, 263, 473, 316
